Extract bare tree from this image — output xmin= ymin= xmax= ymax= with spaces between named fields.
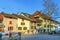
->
xmin=42 ymin=0 xmax=59 ymax=32
xmin=43 ymin=0 xmax=58 ymax=18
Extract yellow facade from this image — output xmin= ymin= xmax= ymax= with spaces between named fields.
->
xmin=17 ymin=18 xmax=31 ymax=34
xmin=39 ymin=17 xmax=44 ymax=28
xmin=30 ymin=22 xmax=36 ymax=34
xmin=33 ymin=14 xmax=56 ymax=33
xmin=0 ymin=11 xmax=59 ymax=35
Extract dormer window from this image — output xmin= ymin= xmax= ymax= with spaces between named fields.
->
xmin=37 ymin=24 xmax=41 ymax=26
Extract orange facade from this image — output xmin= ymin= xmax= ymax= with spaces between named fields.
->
xmin=0 ymin=14 xmax=3 ymax=21
xmin=0 ymin=27 xmax=2 ymax=32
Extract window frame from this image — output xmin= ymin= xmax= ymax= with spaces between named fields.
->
xmin=8 ymin=26 xmax=13 ymax=31
xmin=23 ymin=27 xmax=27 ymax=30
xmin=18 ymin=27 xmax=22 ymax=30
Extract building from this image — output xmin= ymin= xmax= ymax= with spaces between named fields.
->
xmin=20 ymin=13 xmax=37 ymax=34
xmin=0 ymin=12 xmax=17 ymax=34
xmin=0 ymin=11 xmax=60 ymax=34
xmin=31 ymin=11 xmax=59 ymax=33
xmin=19 ymin=12 xmax=58 ymax=33
xmin=0 ymin=14 xmax=4 ymax=32
xmin=13 ymin=14 xmax=32 ymax=34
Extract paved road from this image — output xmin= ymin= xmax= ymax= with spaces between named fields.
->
xmin=21 ymin=34 xmax=60 ymax=40
xmin=2 ymin=34 xmax=60 ymax=40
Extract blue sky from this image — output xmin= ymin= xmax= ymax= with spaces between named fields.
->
xmin=0 ymin=0 xmax=60 ymax=22
xmin=0 ymin=0 xmax=43 ymax=14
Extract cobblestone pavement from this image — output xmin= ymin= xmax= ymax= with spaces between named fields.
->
xmin=21 ymin=34 xmax=60 ymax=40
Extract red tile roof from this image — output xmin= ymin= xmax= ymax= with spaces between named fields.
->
xmin=0 ymin=12 xmax=17 ymax=19
xmin=12 ymin=14 xmax=33 ymax=21
xmin=32 ymin=11 xmax=51 ymax=20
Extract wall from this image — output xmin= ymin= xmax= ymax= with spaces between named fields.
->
xmin=3 ymin=17 xmax=17 ymax=33
xmin=17 ymin=18 xmax=30 ymax=34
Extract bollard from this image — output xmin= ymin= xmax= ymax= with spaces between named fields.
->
xmin=18 ymin=32 xmax=21 ymax=40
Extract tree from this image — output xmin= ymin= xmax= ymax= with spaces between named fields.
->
xmin=42 ymin=0 xmax=59 ymax=32
xmin=43 ymin=0 xmax=58 ymax=18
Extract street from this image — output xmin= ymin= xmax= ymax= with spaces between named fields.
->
xmin=21 ymin=34 xmax=60 ymax=40
xmin=2 ymin=34 xmax=60 ymax=40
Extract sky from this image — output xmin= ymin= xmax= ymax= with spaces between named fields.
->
xmin=0 ymin=0 xmax=60 ymax=22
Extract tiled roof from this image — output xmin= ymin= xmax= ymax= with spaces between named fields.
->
xmin=32 ymin=11 xmax=51 ymax=20
xmin=0 ymin=12 xmax=17 ymax=19
xmin=0 ymin=11 xmax=59 ymax=24
xmin=29 ymin=15 xmax=36 ymax=22
xmin=12 ymin=14 xmax=33 ymax=21
xmin=20 ymin=12 xmax=36 ymax=22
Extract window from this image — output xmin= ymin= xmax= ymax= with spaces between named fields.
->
xmin=23 ymin=27 xmax=27 ymax=30
xmin=18 ymin=27 xmax=22 ymax=30
xmin=31 ymin=26 xmax=33 ymax=29
xmin=37 ymin=24 xmax=41 ymax=26
xmin=44 ymin=25 xmax=46 ymax=27
xmin=34 ymin=26 xmax=36 ymax=29
xmin=0 ymin=27 xmax=2 ymax=32
xmin=9 ymin=21 xmax=12 ymax=24
xmin=47 ymin=25 xmax=50 ymax=28
xmin=31 ymin=26 xmax=36 ymax=29
xmin=34 ymin=17 xmax=39 ymax=20
xmin=21 ymin=22 xmax=25 ymax=25
xmin=8 ymin=26 xmax=13 ymax=31
xmin=0 ymin=21 xmax=2 ymax=23
xmin=44 ymin=20 xmax=46 ymax=22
